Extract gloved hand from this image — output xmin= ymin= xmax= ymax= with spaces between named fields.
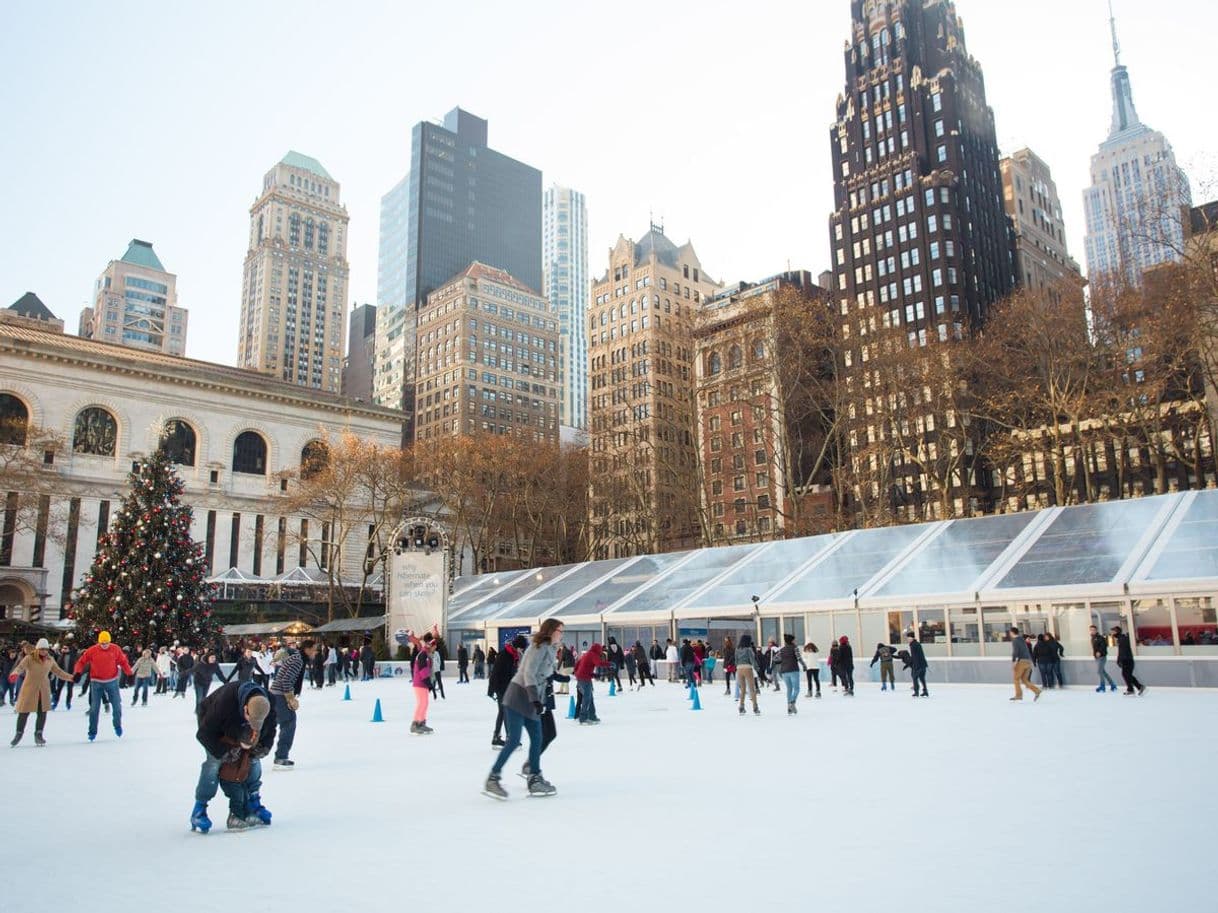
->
xmin=532 ymin=700 xmax=544 ymax=714
xmin=250 ymin=744 xmax=270 ymax=760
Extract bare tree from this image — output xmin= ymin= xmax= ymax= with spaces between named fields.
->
xmin=0 ymin=419 xmax=66 ymax=549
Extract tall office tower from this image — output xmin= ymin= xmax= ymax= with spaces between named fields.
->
xmin=79 ymin=240 xmax=188 ymax=355
xmin=828 ymin=0 xmax=1014 ymax=520
xmin=1000 ymin=148 xmax=1083 ymax=293
xmin=413 ymin=262 xmax=561 ymax=445
xmin=587 ymin=225 xmax=720 ymax=558
xmin=395 ymin=108 xmax=542 ymax=437
xmin=238 ymin=152 xmax=349 ymax=393
xmin=373 ymin=175 xmax=410 ymax=409
xmin=342 ymin=303 xmax=377 ymax=401
xmin=1083 ymin=8 xmax=1191 ymax=287
xmin=543 ymin=185 xmax=589 ymax=430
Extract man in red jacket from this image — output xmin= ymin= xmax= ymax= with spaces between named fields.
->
xmin=573 ymin=643 xmax=609 ymax=725
xmin=74 ymin=631 xmax=134 ymax=742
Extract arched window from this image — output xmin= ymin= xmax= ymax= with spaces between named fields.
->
xmin=301 ymin=440 xmax=329 ymax=480
xmin=707 ymin=352 xmax=722 ymax=376
xmin=728 ymin=345 xmax=742 ymax=369
xmin=233 ymin=431 xmax=267 ymax=475
xmin=752 ymin=339 xmax=766 ymax=360
xmin=160 ymin=420 xmax=197 ymax=466
xmin=0 ymin=393 xmax=29 ymax=446
xmin=73 ymin=407 xmax=117 ymax=456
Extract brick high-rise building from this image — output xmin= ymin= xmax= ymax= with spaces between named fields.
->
xmin=80 ymin=240 xmax=188 ymax=355
xmin=1000 ymin=148 xmax=1083 ymax=295
xmin=587 ymin=225 xmax=720 ymax=558
xmin=828 ymin=0 xmax=1014 ymax=519
xmin=694 ymin=272 xmax=833 ymax=544
xmin=413 ymin=262 xmax=560 ymax=445
xmin=238 ymin=152 xmax=349 ymax=393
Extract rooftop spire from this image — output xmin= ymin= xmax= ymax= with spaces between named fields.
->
xmin=1106 ymin=2 xmax=1141 ymax=138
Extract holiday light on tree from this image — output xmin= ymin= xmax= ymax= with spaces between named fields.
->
xmin=66 ymin=448 xmax=218 ymax=647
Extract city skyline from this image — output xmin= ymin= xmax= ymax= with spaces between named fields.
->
xmin=0 ymin=0 xmax=1210 ymax=367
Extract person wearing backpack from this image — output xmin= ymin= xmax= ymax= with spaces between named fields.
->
xmin=870 ymin=642 xmax=897 ymax=691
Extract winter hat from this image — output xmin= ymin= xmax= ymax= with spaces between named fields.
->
xmin=245 ymin=694 xmax=271 ymax=732
xmin=906 ymin=631 xmax=916 ymax=640
xmin=738 ymin=634 xmax=753 ymax=649
xmin=35 ymin=638 xmax=50 ymax=650
xmin=98 ymin=631 xmax=111 ymax=644
xmin=512 ymin=635 xmax=529 ymax=650
xmin=839 ymin=635 xmax=849 ymax=645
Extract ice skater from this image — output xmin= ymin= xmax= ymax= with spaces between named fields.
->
xmin=483 ymin=619 xmax=564 ymax=800
xmin=74 ymin=631 xmax=134 ymax=741
xmin=489 ymin=636 xmax=527 ymax=747
xmin=192 ymin=651 xmax=227 ymax=711
xmin=399 ymin=629 xmax=437 ymax=734
xmin=906 ymin=632 xmax=928 ymax=697
xmin=573 ymin=642 xmax=609 ymax=724
xmin=191 ymin=678 xmax=276 ymax=833
xmin=837 ymin=636 xmax=855 ymax=696
xmin=632 ymin=641 xmax=655 ymax=688
xmin=457 ymin=643 xmax=470 ymax=683
xmin=776 ymin=634 xmax=807 ymax=714
xmin=1112 ymin=626 xmax=1145 ymax=696
xmin=722 ymin=636 xmax=736 ymax=696
xmin=828 ymin=641 xmax=841 ymax=691
xmin=802 ymin=642 xmax=821 ymax=697
xmin=130 ymin=648 xmax=157 ymax=706
xmin=870 ymin=642 xmax=896 ymax=691
xmin=1009 ymin=627 xmax=1042 ymax=702
xmin=735 ymin=634 xmax=761 ymax=715
xmin=1090 ymin=625 xmax=1118 ymax=692
xmin=606 ymin=637 xmax=625 ymax=692
xmin=269 ymin=639 xmax=311 ymax=769
xmin=9 ymin=638 xmax=74 ymax=747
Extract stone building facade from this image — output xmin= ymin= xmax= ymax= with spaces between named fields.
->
xmin=0 ymin=306 xmax=401 ymax=622
xmin=79 ymin=239 xmax=188 ymax=355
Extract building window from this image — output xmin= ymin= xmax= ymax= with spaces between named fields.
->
xmin=733 ymin=497 xmax=746 ymax=513
xmin=159 ymin=419 xmax=196 ymax=467
xmin=301 ymin=440 xmax=328 ymax=480
xmin=233 ymin=431 xmax=268 ymax=475
xmin=733 ymin=476 xmax=745 ymax=492
xmin=72 ymin=407 xmax=118 ymax=456
xmin=728 ymin=345 xmax=742 ymax=369
xmin=0 ymin=393 xmax=29 ymax=446
xmin=707 ymin=352 xmax=722 ymax=376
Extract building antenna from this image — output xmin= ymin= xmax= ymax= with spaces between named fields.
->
xmin=1108 ymin=0 xmax=1121 ymax=66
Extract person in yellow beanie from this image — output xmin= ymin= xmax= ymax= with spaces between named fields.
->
xmin=98 ymin=631 xmax=111 ymax=644
xmin=73 ymin=632 xmax=134 ymax=741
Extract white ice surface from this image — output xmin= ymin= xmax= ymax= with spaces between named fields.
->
xmin=3 ymin=676 xmax=1213 ymax=911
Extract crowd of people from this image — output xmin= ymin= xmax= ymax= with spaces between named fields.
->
xmin=3 ymin=618 xmax=1153 ymax=822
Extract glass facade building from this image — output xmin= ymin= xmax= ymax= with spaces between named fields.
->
xmin=543 ymin=185 xmax=589 ymax=430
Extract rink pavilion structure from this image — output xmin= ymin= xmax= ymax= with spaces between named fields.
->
xmin=447 ymin=490 xmax=1218 ymax=686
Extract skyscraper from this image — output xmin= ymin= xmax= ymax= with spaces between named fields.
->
xmin=587 ymin=225 xmax=720 ymax=558
xmin=376 ymin=108 xmax=542 ymax=433
xmin=342 ymin=303 xmax=377 ymax=402
xmin=543 ymin=185 xmax=589 ymax=430
xmin=238 ymin=152 xmax=349 ymax=393
xmin=1000 ymin=148 xmax=1083 ymax=293
xmin=1082 ymin=7 xmax=1191 ymax=287
xmin=372 ymin=176 xmax=410 ymax=410
xmin=80 ymin=240 xmax=188 ymax=355
xmin=829 ymin=0 xmax=1014 ymax=520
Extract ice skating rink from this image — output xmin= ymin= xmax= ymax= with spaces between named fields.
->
xmin=4 ymin=676 xmax=1213 ymax=910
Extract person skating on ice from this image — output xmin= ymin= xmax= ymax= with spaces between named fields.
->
xmin=1009 ymin=627 xmax=1042 ymax=702
xmin=632 ymin=641 xmax=655 ymax=688
xmin=802 ymin=642 xmax=822 ymax=697
xmin=836 ymin=636 xmax=855 ymax=696
xmin=457 ymin=643 xmax=470 ymax=683
xmin=1111 ymin=626 xmax=1146 ymax=695
xmin=605 ymin=637 xmax=625 ymax=692
xmin=9 ymin=638 xmax=73 ymax=747
xmin=870 ymin=642 xmax=896 ymax=691
xmin=776 ymin=634 xmax=807 ymax=714
xmin=73 ymin=631 xmax=134 ymax=741
xmin=269 ymin=639 xmax=312 ymax=769
xmin=191 ymin=678 xmax=276 ymax=833
xmin=1090 ymin=625 xmax=1118 ymax=692
xmin=735 ymin=634 xmax=762 ymax=715
xmin=721 ymin=636 xmax=736 ymax=696
xmin=906 ymin=632 xmax=929 ymax=697
xmin=573 ymin=642 xmax=610 ymax=724
xmin=483 ymin=619 xmax=565 ymax=800
xmin=130 ymin=648 xmax=157 ymax=706
xmin=489 ymin=635 xmax=527 ymax=747
xmin=828 ymin=641 xmax=841 ymax=691
xmin=397 ymin=628 xmax=438 ymax=734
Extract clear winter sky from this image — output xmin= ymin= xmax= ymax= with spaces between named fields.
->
xmin=1 ymin=0 xmax=1211 ymax=366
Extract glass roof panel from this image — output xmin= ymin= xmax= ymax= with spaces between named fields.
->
xmin=609 ymin=544 xmax=762 ymax=615
xmin=772 ymin=523 xmax=929 ymax=604
xmin=693 ymin=535 xmax=842 ymax=610
xmin=448 ymin=570 xmax=526 ymax=619
xmin=872 ymin=512 xmax=1037 ymax=597
xmin=995 ymin=498 xmax=1165 ymax=589
xmin=550 ymin=552 xmax=693 ymax=618
xmin=1143 ymin=490 xmax=1218 ymax=581
xmin=509 ymin=557 xmax=638 ymax=619
xmin=450 ymin=564 xmax=582 ymax=623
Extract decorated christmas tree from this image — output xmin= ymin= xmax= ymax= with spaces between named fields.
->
xmin=66 ymin=448 xmax=218 ymax=647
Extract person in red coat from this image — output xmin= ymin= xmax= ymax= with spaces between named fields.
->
xmin=73 ymin=631 xmax=134 ymax=742
xmin=573 ymin=643 xmax=609 ymax=725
